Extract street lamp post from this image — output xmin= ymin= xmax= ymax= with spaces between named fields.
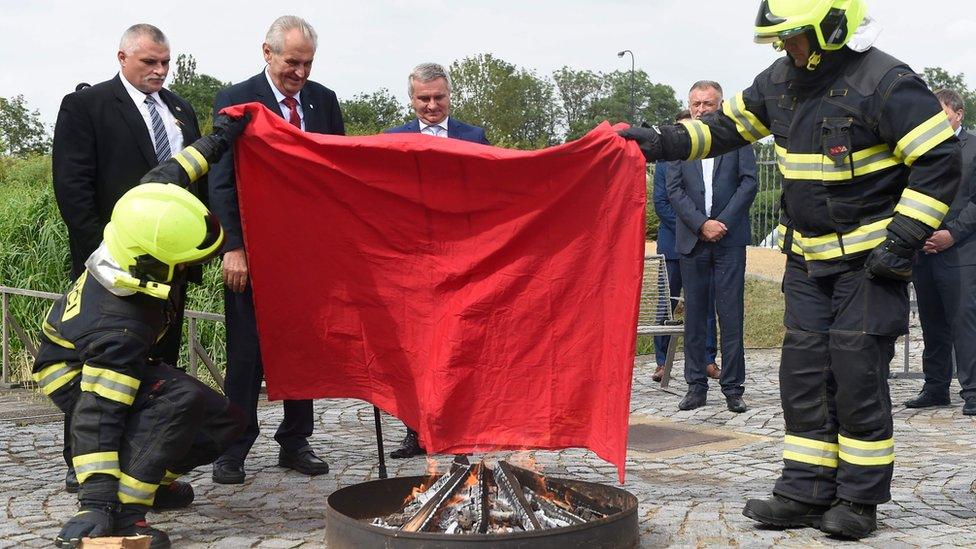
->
xmin=617 ymin=49 xmax=635 ymax=124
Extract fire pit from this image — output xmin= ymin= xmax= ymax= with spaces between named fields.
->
xmin=325 ymin=457 xmax=638 ymax=548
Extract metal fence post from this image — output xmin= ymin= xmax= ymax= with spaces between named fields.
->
xmin=189 ymin=317 xmax=198 ymax=379
xmin=2 ymin=291 xmax=9 ymax=386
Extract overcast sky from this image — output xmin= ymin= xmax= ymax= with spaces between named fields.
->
xmin=3 ymin=0 xmax=975 ymax=129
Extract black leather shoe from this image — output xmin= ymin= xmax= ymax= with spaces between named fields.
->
xmin=904 ymin=391 xmax=950 ymax=408
xmin=678 ymin=391 xmax=706 ymax=411
xmin=279 ymin=445 xmax=329 ymax=476
xmin=212 ymin=457 xmax=245 ymax=484
xmin=726 ymin=395 xmax=747 ymax=413
xmin=152 ymin=480 xmax=194 ymax=510
xmin=820 ymin=499 xmax=877 ymax=539
xmin=390 ymin=429 xmax=426 ymax=459
xmin=742 ymin=494 xmax=829 ymax=529
xmin=65 ymin=467 xmax=79 ymax=494
xmin=963 ymin=397 xmax=976 ymax=416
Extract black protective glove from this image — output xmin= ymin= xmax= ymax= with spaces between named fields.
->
xmin=55 ymin=501 xmax=116 ymax=547
xmin=191 ymin=112 xmax=253 ymax=163
xmin=617 ymin=126 xmax=663 ymax=162
xmin=138 ymin=112 xmax=253 ymax=188
xmin=865 ymin=215 xmax=929 ymax=281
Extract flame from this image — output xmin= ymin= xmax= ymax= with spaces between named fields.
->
xmin=464 ymin=468 xmax=479 ymax=488
xmin=402 ymin=481 xmax=429 ymax=506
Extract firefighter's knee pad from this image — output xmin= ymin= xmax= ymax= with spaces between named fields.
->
xmin=829 ymin=330 xmax=891 ymax=431
xmin=780 ymin=329 xmax=830 ymax=432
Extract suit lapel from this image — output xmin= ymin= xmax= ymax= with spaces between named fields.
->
xmin=111 ymin=75 xmax=156 ymax=166
xmin=711 ymin=153 xmax=723 ymax=178
xmin=253 ymin=72 xmax=284 ymax=119
xmin=300 ymin=90 xmax=318 ymax=133
xmin=159 ymin=89 xmax=196 ymax=146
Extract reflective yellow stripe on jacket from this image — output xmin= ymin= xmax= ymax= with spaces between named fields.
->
xmin=894 ymin=112 xmax=955 ymax=167
xmin=118 ymin=473 xmax=158 ymax=506
xmin=722 ymin=92 xmax=770 ymax=143
xmin=680 ymin=119 xmax=712 ymax=160
xmin=172 ymin=146 xmax=210 ymax=181
xmin=80 ymin=365 xmax=140 ymax=406
xmin=775 ymin=144 xmax=901 ymax=182
xmin=776 ymin=218 xmax=891 ymax=261
xmin=33 ymin=362 xmax=81 ymax=396
xmin=894 ymin=188 xmax=950 ymax=229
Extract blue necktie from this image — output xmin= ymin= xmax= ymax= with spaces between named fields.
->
xmin=145 ymin=95 xmax=172 ymax=162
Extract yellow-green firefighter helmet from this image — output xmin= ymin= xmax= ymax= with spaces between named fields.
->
xmin=754 ymin=0 xmax=867 ymax=51
xmin=104 ymin=183 xmax=223 ymax=283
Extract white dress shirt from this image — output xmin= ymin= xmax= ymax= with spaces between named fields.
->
xmin=119 ymin=73 xmax=184 ymax=156
xmin=702 ymin=157 xmax=714 ymax=216
xmin=265 ymin=68 xmax=305 ymax=131
xmin=419 ymin=116 xmax=449 ymax=138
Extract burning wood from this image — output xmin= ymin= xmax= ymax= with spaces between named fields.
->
xmin=369 ymin=458 xmax=612 ymax=535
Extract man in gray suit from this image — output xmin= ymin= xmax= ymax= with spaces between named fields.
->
xmin=905 ymin=88 xmax=976 ymax=415
xmin=667 ymin=80 xmax=758 ymax=413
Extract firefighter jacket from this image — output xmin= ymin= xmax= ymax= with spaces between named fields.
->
xmin=657 ymin=47 xmax=960 ymax=275
xmin=32 ymin=261 xmax=173 ymax=502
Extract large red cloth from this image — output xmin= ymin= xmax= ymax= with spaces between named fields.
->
xmin=222 ymin=103 xmax=646 ymax=481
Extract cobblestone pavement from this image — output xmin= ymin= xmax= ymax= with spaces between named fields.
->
xmin=2 ymin=337 xmax=974 ymax=548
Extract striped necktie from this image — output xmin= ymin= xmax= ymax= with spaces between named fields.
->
xmin=144 ymin=95 xmax=172 ymax=162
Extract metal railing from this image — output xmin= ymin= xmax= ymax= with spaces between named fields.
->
xmin=751 ymin=142 xmax=781 ymax=247
xmin=0 ymin=285 xmax=226 ymax=388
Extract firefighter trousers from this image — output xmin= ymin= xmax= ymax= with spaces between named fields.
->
xmin=50 ymin=363 xmax=245 ymax=505
xmin=772 ymin=255 xmax=907 ymax=506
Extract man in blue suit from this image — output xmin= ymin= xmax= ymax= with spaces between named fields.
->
xmin=385 ymin=62 xmax=490 ymax=144
xmin=667 ymin=80 xmax=757 ymax=413
xmin=385 ymin=62 xmax=490 ymax=458
xmin=653 ymin=110 xmax=718 ymax=383
xmin=905 ymin=88 xmax=976 ymax=415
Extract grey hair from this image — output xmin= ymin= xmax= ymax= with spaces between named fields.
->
xmin=408 ymin=63 xmax=452 ymax=98
xmin=935 ymin=88 xmax=965 ymax=113
xmin=689 ymin=80 xmax=723 ymax=97
xmin=265 ymin=15 xmax=317 ymax=53
xmin=119 ymin=24 xmax=168 ymax=54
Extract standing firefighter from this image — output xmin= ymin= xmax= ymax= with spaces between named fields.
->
xmin=34 ymin=115 xmax=250 ymax=548
xmin=620 ymin=0 xmax=959 ymax=539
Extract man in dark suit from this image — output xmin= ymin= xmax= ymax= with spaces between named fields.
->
xmin=667 ymin=80 xmax=757 ymax=413
xmin=384 ymin=62 xmax=490 ymax=458
xmin=209 ymin=15 xmax=345 ymax=484
xmin=52 ymin=23 xmax=201 ymax=493
xmin=653 ymin=110 xmax=717 ymax=383
xmin=906 ymin=88 xmax=976 ymax=415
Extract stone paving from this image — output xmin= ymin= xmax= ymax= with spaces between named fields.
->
xmin=2 ymin=337 xmax=975 ymax=548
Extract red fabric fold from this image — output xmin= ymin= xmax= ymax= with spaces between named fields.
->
xmin=221 ymin=103 xmax=646 ymax=482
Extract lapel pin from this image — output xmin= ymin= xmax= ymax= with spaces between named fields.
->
xmin=175 ymin=106 xmax=182 ymax=112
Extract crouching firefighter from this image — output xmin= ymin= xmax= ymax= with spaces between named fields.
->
xmin=619 ymin=0 xmax=960 ymax=539
xmin=33 ymin=114 xmax=251 ymax=548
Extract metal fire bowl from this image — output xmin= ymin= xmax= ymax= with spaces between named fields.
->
xmin=325 ymin=474 xmax=639 ymax=549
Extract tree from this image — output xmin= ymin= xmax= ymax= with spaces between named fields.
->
xmin=169 ymin=54 xmax=231 ymax=134
xmin=449 ymin=54 xmax=561 ymax=149
xmin=0 ymin=95 xmax=50 ymax=157
xmin=922 ymin=66 xmax=976 ymax=130
xmin=340 ymin=89 xmax=410 ymax=136
xmin=554 ymin=69 xmax=681 ymax=142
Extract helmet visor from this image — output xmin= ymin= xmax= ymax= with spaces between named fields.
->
xmin=755 ymin=26 xmax=809 ymax=44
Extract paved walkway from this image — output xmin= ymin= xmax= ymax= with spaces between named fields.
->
xmin=2 ymin=337 xmax=975 ymax=547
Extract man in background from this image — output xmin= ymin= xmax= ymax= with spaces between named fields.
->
xmin=652 ymin=109 xmax=717 ymax=383
xmin=385 ymin=62 xmax=490 ymax=458
xmin=51 ymin=22 xmax=201 ymax=492
xmin=905 ymin=88 xmax=976 ymax=415
xmin=666 ymin=80 xmax=757 ymax=413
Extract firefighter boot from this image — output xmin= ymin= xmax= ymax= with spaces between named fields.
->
xmin=114 ymin=505 xmax=171 ymax=549
xmin=742 ymin=494 xmax=829 ymax=529
xmin=820 ymin=499 xmax=877 ymax=539
xmin=152 ymin=480 xmax=194 ymax=510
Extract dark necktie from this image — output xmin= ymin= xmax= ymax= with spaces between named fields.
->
xmin=144 ymin=95 xmax=172 ymax=162
xmin=282 ymin=96 xmax=302 ymax=129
